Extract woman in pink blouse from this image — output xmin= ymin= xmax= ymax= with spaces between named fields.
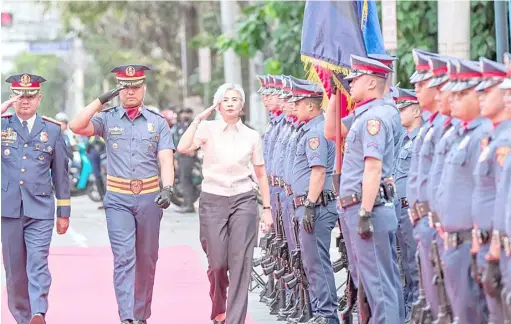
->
xmin=177 ymin=83 xmax=272 ymax=324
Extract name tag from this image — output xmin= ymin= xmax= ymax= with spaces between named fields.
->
xmin=109 ymin=126 xmax=123 ymax=135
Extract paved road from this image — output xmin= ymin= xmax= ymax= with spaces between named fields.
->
xmin=1 ymin=196 xmax=348 ymax=324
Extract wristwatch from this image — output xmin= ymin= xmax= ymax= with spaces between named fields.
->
xmin=263 ymin=206 xmax=271 ymax=210
xmin=358 ymin=208 xmax=372 ymax=218
xmin=303 ymin=199 xmax=316 ymax=208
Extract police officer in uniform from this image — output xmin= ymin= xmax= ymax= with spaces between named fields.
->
xmin=392 ymin=88 xmax=421 ymax=321
xmin=1 ymin=73 xmax=71 ymax=324
xmin=289 ymin=81 xmax=339 ymax=324
xmin=494 ymin=53 xmax=511 ymax=321
xmin=437 ymin=60 xmax=490 ymax=323
xmin=69 ymin=65 xmax=175 ymax=324
xmin=338 ymin=55 xmax=403 ymax=323
xmin=406 ymin=49 xmax=443 ymax=318
xmin=471 ymin=56 xmax=508 ymax=324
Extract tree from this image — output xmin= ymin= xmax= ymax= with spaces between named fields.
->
xmin=214 ymin=1 xmax=306 ymax=78
xmin=54 ymin=1 xmax=195 ymax=108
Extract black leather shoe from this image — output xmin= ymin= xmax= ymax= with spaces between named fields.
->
xmin=134 ymin=320 xmax=147 ymax=324
xmin=121 ymin=320 xmax=133 ymax=324
xmin=212 ymin=320 xmax=225 ymax=324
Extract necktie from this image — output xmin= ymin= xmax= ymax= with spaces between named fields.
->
xmin=21 ymin=120 xmax=29 ymax=138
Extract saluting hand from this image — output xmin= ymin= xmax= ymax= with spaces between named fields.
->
xmin=261 ymin=209 xmax=273 ymax=233
xmin=195 ymin=103 xmax=218 ymax=122
xmin=56 ymin=217 xmax=70 ymax=235
xmin=98 ymin=86 xmax=125 ymax=105
xmin=1 ymin=95 xmax=21 ymax=114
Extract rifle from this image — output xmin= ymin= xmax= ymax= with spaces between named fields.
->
xmin=283 ymin=216 xmax=313 ymax=322
xmin=268 ymin=195 xmax=287 ymax=316
xmin=259 ymin=229 xmax=276 ymax=303
xmin=411 ymin=251 xmax=433 ymax=324
xmin=339 ymin=271 xmax=356 ymax=324
xmin=430 ymin=240 xmax=453 ymax=324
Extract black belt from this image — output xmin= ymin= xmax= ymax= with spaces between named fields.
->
xmin=293 ymin=191 xmax=336 ymax=209
xmin=339 ymin=190 xmax=390 ymax=209
xmin=444 ymin=231 xmax=472 ymax=249
xmin=400 ymin=197 xmax=408 ymax=209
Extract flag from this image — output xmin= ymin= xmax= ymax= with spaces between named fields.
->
xmin=356 ymin=0 xmax=386 ymax=55
xmin=300 ymin=0 xmax=385 ymax=172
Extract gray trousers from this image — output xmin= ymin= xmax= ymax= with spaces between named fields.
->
xmin=2 ymin=204 xmax=54 ymax=324
xmin=199 ymin=190 xmax=258 ymax=324
xmin=104 ymin=191 xmax=163 ymax=322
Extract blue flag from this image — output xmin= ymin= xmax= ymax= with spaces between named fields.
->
xmin=301 ymin=0 xmax=366 ymax=71
xmin=356 ymin=0 xmax=386 ymax=55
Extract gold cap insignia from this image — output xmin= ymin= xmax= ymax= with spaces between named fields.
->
xmin=125 ymin=66 xmax=136 ymax=77
xmin=20 ymin=74 xmax=32 ymax=86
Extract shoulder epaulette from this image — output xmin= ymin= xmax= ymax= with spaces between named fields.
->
xmin=145 ymin=108 xmax=164 ymax=118
xmin=1 ymin=114 xmax=12 ymax=118
xmin=42 ymin=116 xmax=62 ymax=126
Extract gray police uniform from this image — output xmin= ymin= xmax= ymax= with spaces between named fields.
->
xmin=437 ymin=117 xmax=491 ymax=323
xmin=282 ymin=119 xmax=303 ymax=251
xmin=502 ymin=147 xmax=511 ymax=316
xmin=272 ymin=117 xmax=295 ymax=247
xmin=339 ymin=98 xmax=403 ymax=323
xmin=2 ymin=113 xmax=71 ymax=323
xmin=268 ymin=113 xmax=286 ymax=223
xmin=414 ymin=111 xmax=447 ymax=316
xmin=473 ymin=120 xmax=510 ymax=323
xmin=393 ymin=125 xmax=420 ymax=312
xmin=291 ymin=114 xmax=339 ymax=323
xmin=91 ymin=106 xmax=175 ymax=322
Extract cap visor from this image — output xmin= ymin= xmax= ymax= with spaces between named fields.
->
xmin=499 ymin=78 xmax=511 ymax=89
xmin=288 ymin=96 xmax=304 ymax=103
xmin=440 ymin=81 xmax=455 ymax=92
xmin=397 ymin=102 xmax=414 ymax=110
xmin=345 ymin=71 xmax=363 ymax=81
xmin=279 ymin=92 xmax=291 ymax=99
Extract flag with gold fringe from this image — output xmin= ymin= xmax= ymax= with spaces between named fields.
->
xmin=300 ymin=0 xmax=385 ymax=173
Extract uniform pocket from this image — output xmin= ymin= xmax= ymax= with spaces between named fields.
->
xmin=1 ymin=142 xmax=17 ymax=161
xmin=2 ymin=180 xmax=9 ymax=191
xmin=34 ymin=183 xmax=52 ymax=196
xmin=141 ymin=136 xmax=158 ymax=156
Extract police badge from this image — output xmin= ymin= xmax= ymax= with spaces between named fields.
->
xmin=147 ymin=123 xmax=155 ymax=133
xmin=40 ymin=132 xmax=48 ymax=143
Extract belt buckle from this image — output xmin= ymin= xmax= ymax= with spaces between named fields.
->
xmin=130 ymin=179 xmax=143 ymax=195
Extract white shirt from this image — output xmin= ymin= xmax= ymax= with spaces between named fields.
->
xmin=17 ymin=114 xmax=37 ymax=133
xmin=194 ymin=118 xmax=264 ymax=197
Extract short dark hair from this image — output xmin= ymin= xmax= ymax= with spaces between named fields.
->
xmin=303 ymin=97 xmax=323 ymax=109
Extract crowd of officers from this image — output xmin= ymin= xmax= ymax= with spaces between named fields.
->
xmin=255 ymin=49 xmax=511 ymax=324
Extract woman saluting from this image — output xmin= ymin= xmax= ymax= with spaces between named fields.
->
xmin=177 ymin=83 xmax=272 ymax=324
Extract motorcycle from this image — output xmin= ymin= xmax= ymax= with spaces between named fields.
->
xmin=68 ymin=141 xmax=103 ymax=202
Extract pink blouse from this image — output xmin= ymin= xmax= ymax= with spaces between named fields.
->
xmin=194 ymin=118 xmax=264 ymax=197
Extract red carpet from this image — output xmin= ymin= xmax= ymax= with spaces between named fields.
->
xmin=2 ymin=246 xmax=256 ymax=324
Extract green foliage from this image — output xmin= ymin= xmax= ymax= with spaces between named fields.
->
xmin=215 ymin=1 xmax=306 ymax=78
xmin=395 ymin=1 xmax=438 ymax=88
xmin=471 ymin=1 xmax=496 ymax=60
